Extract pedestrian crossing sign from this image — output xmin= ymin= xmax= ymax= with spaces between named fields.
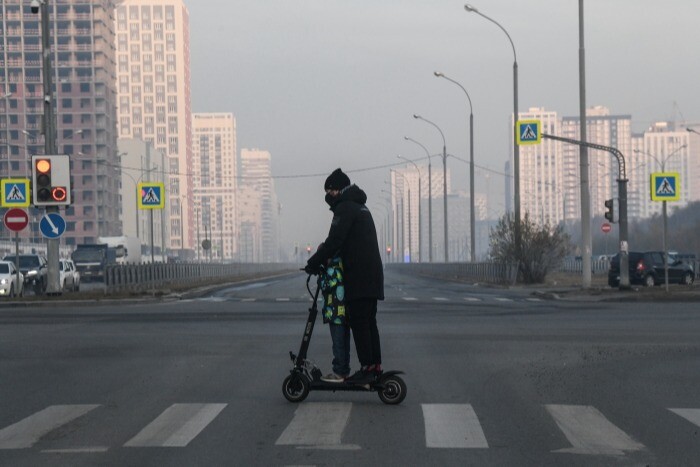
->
xmin=1 ymin=178 xmax=31 ymax=208
xmin=138 ymin=182 xmax=165 ymax=209
xmin=516 ymin=120 xmax=541 ymax=145
xmin=650 ymin=172 xmax=680 ymax=201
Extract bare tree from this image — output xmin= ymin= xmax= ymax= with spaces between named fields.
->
xmin=490 ymin=213 xmax=571 ymax=284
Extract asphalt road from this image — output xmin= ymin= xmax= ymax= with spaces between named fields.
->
xmin=1 ymin=270 xmax=699 ymax=466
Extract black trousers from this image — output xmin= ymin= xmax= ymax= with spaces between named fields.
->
xmin=346 ymin=298 xmax=382 ymax=367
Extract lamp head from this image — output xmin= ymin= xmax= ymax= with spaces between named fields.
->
xmin=434 ymin=71 xmax=443 ymax=77
xmin=413 ymin=114 xmax=420 ymax=119
xmin=464 ymin=4 xmax=478 ymax=13
xmin=30 ymin=0 xmax=41 ymax=14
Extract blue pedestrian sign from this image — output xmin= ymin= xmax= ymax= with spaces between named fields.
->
xmin=40 ymin=212 xmax=67 ymax=239
xmin=650 ymin=172 xmax=680 ymax=202
xmin=1 ymin=178 xmax=31 ymax=208
xmin=138 ymin=182 xmax=165 ymax=209
xmin=516 ymin=120 xmax=541 ymax=145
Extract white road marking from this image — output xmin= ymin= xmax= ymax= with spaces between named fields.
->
xmin=422 ymin=404 xmax=488 ymax=449
xmin=546 ymin=404 xmax=644 ymax=455
xmin=276 ymin=298 xmax=290 ymax=302
xmin=0 ymin=405 xmax=100 ymax=449
xmin=241 ymin=298 xmax=256 ymax=302
xmin=276 ymin=402 xmax=353 ymax=448
xmin=433 ymin=297 xmax=449 ymax=301
xmin=669 ymin=408 xmax=700 ymax=427
xmin=124 ymin=403 xmax=227 ymax=447
xmin=494 ymin=297 xmax=513 ymax=302
xmin=526 ymin=298 xmax=542 ymax=302
xmin=41 ymin=447 xmax=109 ymax=453
xmin=464 ymin=297 xmax=481 ymax=302
xmin=402 ymin=297 xmax=418 ymax=301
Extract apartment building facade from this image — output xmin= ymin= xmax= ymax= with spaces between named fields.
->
xmin=114 ymin=0 xmax=193 ymax=254
xmin=0 ymin=0 xmax=121 ymax=245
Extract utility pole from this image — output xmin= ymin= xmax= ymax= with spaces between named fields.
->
xmin=38 ymin=0 xmax=61 ymax=295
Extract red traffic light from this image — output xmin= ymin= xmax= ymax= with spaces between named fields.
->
xmin=51 ymin=186 xmax=67 ymax=202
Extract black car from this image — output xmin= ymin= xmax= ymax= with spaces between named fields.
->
xmin=608 ymin=251 xmax=695 ymax=287
xmin=1 ymin=254 xmax=48 ymax=294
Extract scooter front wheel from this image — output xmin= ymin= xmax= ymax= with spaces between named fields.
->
xmin=378 ymin=374 xmax=407 ymax=405
xmin=283 ymin=373 xmax=310 ymax=403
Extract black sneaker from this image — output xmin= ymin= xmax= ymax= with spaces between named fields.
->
xmin=344 ymin=368 xmax=375 ymax=385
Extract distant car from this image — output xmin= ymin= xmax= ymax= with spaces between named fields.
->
xmin=608 ymin=251 xmax=695 ymax=287
xmin=0 ymin=260 xmax=24 ymax=298
xmin=2 ymin=254 xmax=47 ymax=295
xmin=59 ymin=259 xmax=80 ymax=292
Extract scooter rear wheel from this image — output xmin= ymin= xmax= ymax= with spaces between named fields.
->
xmin=378 ymin=374 xmax=407 ymax=405
xmin=283 ymin=373 xmax=310 ymax=402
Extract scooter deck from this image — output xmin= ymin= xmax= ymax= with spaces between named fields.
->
xmin=307 ymin=370 xmax=404 ymax=392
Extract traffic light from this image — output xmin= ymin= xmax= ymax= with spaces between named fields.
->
xmin=32 ymin=155 xmax=71 ymax=206
xmin=604 ymin=198 xmax=615 ymax=223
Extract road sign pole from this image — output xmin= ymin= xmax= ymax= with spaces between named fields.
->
xmin=150 ymin=209 xmax=155 ymax=263
xmin=663 ymin=200 xmax=669 ymax=292
xmin=15 ymin=232 xmax=20 ymax=291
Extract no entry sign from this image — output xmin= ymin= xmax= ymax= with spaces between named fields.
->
xmin=3 ymin=208 xmax=29 ymax=232
xmin=601 ymin=222 xmax=612 ymax=234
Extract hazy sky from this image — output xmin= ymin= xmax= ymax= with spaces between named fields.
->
xmin=186 ymin=0 xmax=700 ymax=255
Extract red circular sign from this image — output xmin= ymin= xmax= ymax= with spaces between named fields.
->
xmin=3 ymin=208 xmax=29 ymax=232
xmin=601 ymin=222 xmax=612 ymax=233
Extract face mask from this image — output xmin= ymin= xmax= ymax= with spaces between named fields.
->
xmin=325 ymin=192 xmax=337 ymax=207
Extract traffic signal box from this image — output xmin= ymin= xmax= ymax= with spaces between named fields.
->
xmin=604 ymin=198 xmax=619 ymax=223
xmin=32 ymin=155 xmax=71 ymax=207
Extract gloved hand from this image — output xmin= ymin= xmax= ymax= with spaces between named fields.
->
xmin=304 ymin=263 xmax=321 ymax=275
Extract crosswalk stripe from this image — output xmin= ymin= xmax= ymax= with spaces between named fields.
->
xmin=433 ymin=297 xmax=449 ymax=301
xmin=276 ymin=298 xmax=290 ymax=302
xmin=464 ymin=297 xmax=481 ymax=302
xmin=276 ymin=402 xmax=354 ymax=449
xmin=124 ymin=403 xmax=227 ymax=447
xmin=0 ymin=404 xmax=100 ymax=449
xmin=422 ymin=404 xmax=488 ymax=449
xmin=669 ymin=408 xmax=700 ymax=427
xmin=545 ymin=404 xmax=644 ymax=455
xmin=241 ymin=298 xmax=256 ymax=302
xmin=494 ymin=297 xmax=512 ymax=302
xmin=526 ymin=298 xmax=542 ymax=302
xmin=402 ymin=297 xmax=418 ymax=301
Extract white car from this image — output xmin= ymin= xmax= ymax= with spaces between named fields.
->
xmin=0 ymin=260 xmax=24 ymax=298
xmin=59 ymin=259 xmax=80 ymax=292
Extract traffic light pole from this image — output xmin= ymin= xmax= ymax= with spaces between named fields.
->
xmin=39 ymin=1 xmax=61 ymax=295
xmin=542 ymin=133 xmax=630 ymax=290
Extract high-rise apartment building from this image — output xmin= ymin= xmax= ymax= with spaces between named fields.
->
xmin=238 ymin=149 xmax=279 ymax=263
xmin=192 ymin=113 xmax=237 ymax=261
xmin=114 ymin=0 xmax=193 ymax=254
xmin=0 ymin=0 xmax=121 ymax=245
xmin=560 ymin=106 xmax=633 ymax=222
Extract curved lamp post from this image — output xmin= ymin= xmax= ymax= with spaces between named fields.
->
xmin=434 ymin=71 xmax=476 ymax=262
xmin=464 ymin=3 xmax=520 ymax=255
xmin=404 ymin=136 xmax=433 ymax=262
xmin=413 ymin=114 xmax=449 ymax=262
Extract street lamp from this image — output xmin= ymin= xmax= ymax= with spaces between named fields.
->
xmin=392 ymin=170 xmax=412 ymax=263
xmin=633 ymin=144 xmax=687 ymax=292
xmin=413 ymin=114 xmax=449 ymax=262
xmin=397 ymin=155 xmax=422 ymax=263
xmin=404 ymin=136 xmax=433 ymax=262
xmin=464 ymin=3 xmax=521 ymax=256
xmin=382 ymin=186 xmax=402 ymax=263
xmin=434 ymin=71 xmax=476 ymax=262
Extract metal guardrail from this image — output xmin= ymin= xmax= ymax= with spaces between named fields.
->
xmin=387 ymin=262 xmax=519 ymax=285
xmin=558 ymin=258 xmax=611 ymax=274
xmin=104 ymin=262 xmax=297 ymax=294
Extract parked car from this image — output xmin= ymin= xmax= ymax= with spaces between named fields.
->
xmin=0 ymin=260 xmax=24 ymax=298
xmin=2 ymin=254 xmax=47 ymax=295
xmin=608 ymin=251 xmax=695 ymax=287
xmin=59 ymin=259 xmax=80 ymax=292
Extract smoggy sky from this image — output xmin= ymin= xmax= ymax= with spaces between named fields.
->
xmin=186 ymin=0 xmax=700 ymax=257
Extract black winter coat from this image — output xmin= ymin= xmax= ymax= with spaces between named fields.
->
xmin=307 ymin=185 xmax=384 ymax=301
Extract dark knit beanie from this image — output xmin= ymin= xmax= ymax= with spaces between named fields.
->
xmin=324 ymin=168 xmax=351 ymax=191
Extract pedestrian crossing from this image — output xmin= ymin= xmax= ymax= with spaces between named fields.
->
xmin=2 ymin=401 xmax=699 ymax=456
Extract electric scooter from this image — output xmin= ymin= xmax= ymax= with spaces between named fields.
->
xmin=282 ymin=271 xmax=406 ymax=405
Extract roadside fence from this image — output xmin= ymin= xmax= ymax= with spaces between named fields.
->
xmin=104 ymin=262 xmax=297 ymax=294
